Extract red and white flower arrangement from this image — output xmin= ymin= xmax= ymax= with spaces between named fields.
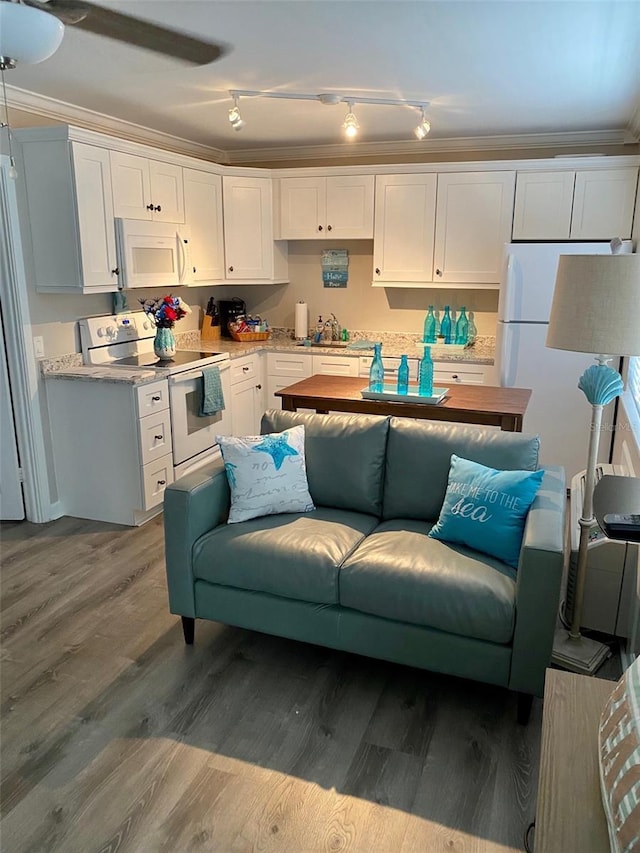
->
xmin=140 ymin=295 xmax=191 ymax=329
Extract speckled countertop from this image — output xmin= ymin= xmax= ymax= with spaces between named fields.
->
xmin=41 ymin=329 xmax=495 ymax=383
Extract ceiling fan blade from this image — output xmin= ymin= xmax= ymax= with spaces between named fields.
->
xmin=27 ymin=0 xmax=229 ymax=65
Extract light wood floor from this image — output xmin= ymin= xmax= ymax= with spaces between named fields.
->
xmin=2 ymin=513 xmax=549 ymax=852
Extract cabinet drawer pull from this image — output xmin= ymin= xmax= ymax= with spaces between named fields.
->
xmin=228 ymin=265 xmax=233 ymax=272
xmin=318 ymin=225 xmax=323 ymax=231
xmin=375 ymin=268 xmax=380 ymax=275
xmin=111 ymin=267 xmax=119 ymax=276
xmin=256 ymin=384 xmax=262 ymax=390
xmin=151 ymin=395 xmax=161 ymax=402
xmin=146 ymin=203 xmax=154 ymax=211
xmin=154 ymin=434 xmax=163 ymax=440
xmin=155 ymin=205 xmax=162 ymax=212
xmin=327 ymin=224 xmax=332 ymax=231
xmin=436 ymin=268 xmax=443 ymax=276
xmin=452 ymin=374 xmax=459 ymax=380
xmin=242 ymin=366 xmax=250 ymax=372
xmin=157 ymin=479 xmax=166 ymax=486
xmin=193 ymin=266 xmax=196 ymax=273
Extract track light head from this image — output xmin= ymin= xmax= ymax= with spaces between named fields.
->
xmin=414 ymin=107 xmax=431 ymax=140
xmin=342 ymin=102 xmax=359 ymax=140
xmin=228 ymin=96 xmax=245 ymax=131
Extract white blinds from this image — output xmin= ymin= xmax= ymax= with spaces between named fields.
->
xmin=628 ymin=357 xmax=640 ymax=417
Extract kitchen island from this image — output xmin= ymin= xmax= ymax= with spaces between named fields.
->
xmin=275 ymin=374 xmax=531 ymax=432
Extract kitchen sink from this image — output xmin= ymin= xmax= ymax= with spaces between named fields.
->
xmin=296 ymin=341 xmax=349 ymax=348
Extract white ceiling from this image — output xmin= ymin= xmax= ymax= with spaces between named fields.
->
xmin=7 ymin=0 xmax=640 ymax=159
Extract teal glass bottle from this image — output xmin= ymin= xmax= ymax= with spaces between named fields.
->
xmin=423 ymin=306 xmax=437 ymax=343
xmin=419 ymin=347 xmax=434 ymax=396
xmin=441 ymin=305 xmax=452 ymax=344
xmin=455 ymin=306 xmax=469 ymax=345
xmin=369 ymin=343 xmax=384 ymax=393
xmin=397 ymin=354 xmax=409 ymax=395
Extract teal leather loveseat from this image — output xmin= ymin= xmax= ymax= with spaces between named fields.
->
xmin=164 ymin=410 xmax=566 ymax=721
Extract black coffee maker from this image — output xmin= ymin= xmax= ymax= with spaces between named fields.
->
xmin=218 ymin=297 xmax=247 ymax=338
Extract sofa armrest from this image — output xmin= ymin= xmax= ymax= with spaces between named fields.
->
xmin=509 ymin=466 xmax=566 ymax=697
xmin=163 ymin=459 xmax=230 ymax=617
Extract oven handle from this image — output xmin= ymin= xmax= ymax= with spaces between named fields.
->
xmin=168 ymin=362 xmax=230 ymax=385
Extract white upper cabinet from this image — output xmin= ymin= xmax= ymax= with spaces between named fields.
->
xmin=20 ymin=139 xmax=118 ymax=294
xmin=513 ymin=168 xmax=638 ymax=240
xmin=373 ymin=174 xmax=437 ymax=283
xmin=279 ymin=175 xmax=374 ymax=239
xmin=110 ymin=151 xmax=185 ymax=223
xmin=433 ymin=171 xmax=516 ymax=284
xmin=570 ymin=168 xmax=638 ymax=240
xmin=183 ymin=168 xmax=224 ymax=284
xmin=222 ymin=175 xmax=288 ymax=282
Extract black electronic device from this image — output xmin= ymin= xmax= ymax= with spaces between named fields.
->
xmin=217 ymin=298 xmax=247 ymax=339
xmin=602 ymin=514 xmax=640 ymax=542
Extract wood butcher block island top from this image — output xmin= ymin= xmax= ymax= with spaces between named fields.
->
xmin=276 ymin=375 xmax=531 ymax=432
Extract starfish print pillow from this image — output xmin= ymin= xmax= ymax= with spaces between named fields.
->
xmin=216 ymin=425 xmax=315 ymax=523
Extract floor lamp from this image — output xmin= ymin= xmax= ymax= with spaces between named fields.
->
xmin=546 ymin=252 xmax=640 ymax=674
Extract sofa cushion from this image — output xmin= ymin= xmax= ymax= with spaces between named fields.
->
xmin=428 ymin=455 xmax=545 ymax=568
xmin=339 ymin=519 xmax=517 ymax=644
xmin=193 ymin=507 xmax=379 ymax=604
xmin=261 ymin=410 xmax=389 ymax=516
xmin=216 ymin=425 xmax=314 ymax=523
xmin=382 ymin=417 xmax=540 ymax=522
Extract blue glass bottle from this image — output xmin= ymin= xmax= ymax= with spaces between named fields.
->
xmin=423 ymin=306 xmax=437 ymax=343
xmin=369 ymin=343 xmax=384 ymax=393
xmin=441 ymin=305 xmax=452 ymax=344
xmin=455 ymin=306 xmax=469 ymax=345
xmin=397 ymin=354 xmax=409 ymax=395
xmin=419 ymin=347 xmax=434 ymax=396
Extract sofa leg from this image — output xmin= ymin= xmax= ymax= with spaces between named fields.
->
xmin=181 ymin=616 xmax=195 ymax=645
xmin=517 ymin=692 xmax=533 ymax=725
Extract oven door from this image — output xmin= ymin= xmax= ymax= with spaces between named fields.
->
xmin=168 ymin=363 xmax=232 ymax=466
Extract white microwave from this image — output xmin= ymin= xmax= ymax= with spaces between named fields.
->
xmin=115 ymin=218 xmax=193 ymax=289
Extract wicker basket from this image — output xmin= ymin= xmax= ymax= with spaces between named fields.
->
xmin=228 ymin=330 xmax=271 ymax=342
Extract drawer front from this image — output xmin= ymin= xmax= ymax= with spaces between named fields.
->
xmin=266 ymin=352 xmax=313 ymax=378
xmin=433 ymin=364 xmax=487 ymax=385
xmin=230 ymin=355 xmax=259 ymax=386
xmin=141 ymin=454 xmax=174 ymax=510
xmin=312 ymin=355 xmax=360 ymax=376
xmin=136 ymin=380 xmax=169 ymax=415
xmin=138 ymin=409 xmax=172 ymax=465
xmin=359 ymin=356 xmax=419 ymax=381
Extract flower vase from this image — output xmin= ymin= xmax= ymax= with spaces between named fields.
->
xmin=154 ymin=326 xmax=176 ymax=360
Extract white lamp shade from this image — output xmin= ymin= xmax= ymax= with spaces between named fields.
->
xmin=0 ymin=3 xmax=64 ymax=65
xmin=546 ymin=254 xmax=640 ymax=357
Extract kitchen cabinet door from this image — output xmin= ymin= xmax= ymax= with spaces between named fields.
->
xmin=512 ymin=171 xmax=575 ymax=240
xmin=110 ymin=152 xmax=184 ymax=223
xmin=223 ymin=175 xmax=287 ymax=281
xmin=312 ymin=354 xmax=360 ymax=376
xmin=183 ymin=168 xmax=224 ymax=283
xmin=373 ymin=174 xmax=437 ymax=283
xmin=570 ymin=168 xmax=638 ymax=240
xmin=279 ymin=176 xmax=374 ymax=239
xmin=433 ymin=171 xmax=515 ymax=284
xmin=19 ymin=137 xmax=118 ymax=293
xmin=231 ymin=377 xmax=263 ymax=435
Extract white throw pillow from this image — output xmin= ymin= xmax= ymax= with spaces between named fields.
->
xmin=216 ymin=425 xmax=315 ymax=523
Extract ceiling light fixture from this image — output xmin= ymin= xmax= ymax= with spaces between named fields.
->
xmin=228 ymin=96 xmax=244 ymax=131
xmin=414 ymin=107 xmax=431 ymax=140
xmin=0 ymin=2 xmax=65 ymax=69
xmin=228 ymin=90 xmax=430 ymax=142
xmin=342 ymin=102 xmax=359 ymax=140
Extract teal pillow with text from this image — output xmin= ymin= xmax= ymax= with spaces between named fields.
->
xmin=428 ymin=455 xmax=544 ymax=568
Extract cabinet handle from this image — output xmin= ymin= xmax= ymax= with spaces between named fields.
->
xmin=375 ymin=268 xmax=381 ymax=275
xmin=193 ymin=267 xmax=196 ymax=273
xmin=146 ymin=203 xmax=154 ymax=211
xmin=157 ymin=479 xmax=166 ymax=486
xmin=155 ymin=205 xmax=162 ymax=212
xmin=327 ymin=225 xmax=332 ymax=231
xmin=228 ymin=266 xmax=233 ymax=272
xmin=436 ymin=268 xmax=442 ymax=277
xmin=318 ymin=225 xmax=323 ymax=231
xmin=256 ymin=384 xmax=262 ymax=390
xmin=151 ymin=395 xmax=161 ymax=401
xmin=452 ymin=374 xmax=459 ymax=380
xmin=154 ymin=434 xmax=163 ymax=440
xmin=111 ymin=267 xmax=119 ymax=276
xmin=242 ymin=366 xmax=249 ymax=372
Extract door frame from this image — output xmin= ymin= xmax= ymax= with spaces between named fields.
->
xmin=0 ymin=156 xmax=55 ymax=523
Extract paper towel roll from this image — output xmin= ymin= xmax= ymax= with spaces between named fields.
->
xmin=294 ymin=301 xmax=308 ymax=339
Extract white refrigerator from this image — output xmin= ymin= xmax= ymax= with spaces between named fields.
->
xmin=496 ymin=241 xmax=630 ymax=480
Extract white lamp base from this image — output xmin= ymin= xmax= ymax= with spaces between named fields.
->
xmin=551 ymin=627 xmax=611 ymax=675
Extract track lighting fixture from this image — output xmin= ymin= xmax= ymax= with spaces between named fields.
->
xmin=414 ymin=107 xmax=431 ymax=140
xmin=342 ymin=102 xmax=359 ymax=140
xmin=228 ymin=96 xmax=244 ymax=131
xmin=227 ymin=90 xmax=431 ymax=142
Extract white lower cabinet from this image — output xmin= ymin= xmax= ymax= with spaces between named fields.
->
xmin=432 ymin=362 xmax=494 ymax=385
xmin=230 ymin=354 xmax=265 ymax=435
xmin=45 ymin=376 xmax=174 ymax=526
xmin=266 ymin=352 xmax=312 ymax=410
xmin=312 ymin=354 xmax=360 ymax=376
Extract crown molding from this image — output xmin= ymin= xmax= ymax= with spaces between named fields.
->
xmin=7 ymin=85 xmax=229 ymax=164
xmin=225 ymin=129 xmax=633 ymax=164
